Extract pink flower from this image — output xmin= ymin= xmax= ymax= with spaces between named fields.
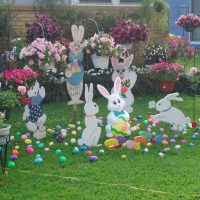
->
xmin=190 ymin=67 xmax=198 ymax=74
xmin=29 ymin=60 xmax=34 ymax=65
xmin=18 ymin=86 xmax=27 ymax=95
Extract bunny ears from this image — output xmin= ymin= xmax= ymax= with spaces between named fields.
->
xmin=85 ymin=83 xmax=93 ymax=103
xmin=111 ymin=54 xmax=134 ymax=68
xmin=164 ymin=93 xmax=183 ymax=102
xmin=71 ymin=25 xmax=84 ymax=44
xmin=97 ymin=77 xmax=121 ymax=99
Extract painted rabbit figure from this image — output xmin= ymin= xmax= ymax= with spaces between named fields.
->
xmin=150 ymin=93 xmax=191 ymax=131
xmin=97 ymin=77 xmax=131 ymax=138
xmin=111 ymin=54 xmax=137 ymax=113
xmin=65 ymin=25 xmax=85 ymax=105
xmin=23 ymin=81 xmax=46 ymax=139
xmin=78 ymin=83 xmax=101 ymax=147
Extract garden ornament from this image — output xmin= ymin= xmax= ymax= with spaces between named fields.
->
xmin=149 ymin=93 xmax=191 ymax=131
xmin=111 ymin=54 xmax=137 ymax=113
xmin=78 ymin=83 xmax=101 ymax=147
xmin=23 ymin=81 xmax=46 ymax=139
xmin=65 ymin=24 xmax=85 ymax=105
xmin=97 ymin=77 xmax=131 ymax=138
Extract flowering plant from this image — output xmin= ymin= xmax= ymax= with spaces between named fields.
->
xmin=144 ymin=44 xmax=166 ymax=65
xmin=165 ymin=34 xmax=195 ymax=61
xmin=19 ymin=38 xmax=67 ymax=70
xmin=26 ymin=16 xmax=62 ymax=42
xmin=176 ymin=13 xmax=200 ymax=30
xmin=4 ymin=68 xmax=39 ymax=87
xmin=85 ymin=33 xmax=115 ymax=56
xmin=149 ymin=61 xmax=184 ymax=81
xmin=109 ymin=19 xmax=149 ymax=44
xmin=112 ymin=44 xmax=129 ymax=59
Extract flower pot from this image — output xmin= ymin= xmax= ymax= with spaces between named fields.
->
xmin=0 ymin=124 xmax=11 ymax=145
xmin=184 ymin=26 xmax=196 ymax=32
xmin=91 ymin=55 xmax=109 ymax=69
xmin=121 ymin=43 xmax=133 ymax=50
xmin=159 ymin=81 xmax=175 ymax=92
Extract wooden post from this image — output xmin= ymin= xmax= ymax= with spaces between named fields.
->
xmin=72 ymin=104 xmax=77 ymax=124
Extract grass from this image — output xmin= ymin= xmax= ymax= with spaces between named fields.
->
xmin=0 ymin=94 xmax=200 ymax=200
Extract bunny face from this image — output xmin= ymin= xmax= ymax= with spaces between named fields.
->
xmin=111 ymin=55 xmax=133 ymax=80
xmin=27 ymin=81 xmax=39 ymax=97
xmin=155 ymin=99 xmax=171 ymax=112
xmin=108 ymin=94 xmax=125 ymax=112
xmin=97 ymin=77 xmax=125 ymax=112
xmin=84 ymin=102 xmax=99 ymax=115
xmin=70 ymin=25 xmax=85 ymax=54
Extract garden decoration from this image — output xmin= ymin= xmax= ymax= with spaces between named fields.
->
xmin=97 ymin=77 xmax=131 ymax=138
xmin=78 ymin=83 xmax=101 ymax=147
xmin=65 ymin=25 xmax=85 ymax=123
xmin=149 ymin=93 xmax=191 ymax=131
xmin=23 ymin=81 xmax=47 ymax=139
xmin=176 ymin=13 xmax=200 ymax=32
xmin=111 ymin=54 xmax=137 ymax=113
xmin=86 ymin=33 xmax=114 ymax=69
xmin=149 ymin=61 xmax=184 ymax=92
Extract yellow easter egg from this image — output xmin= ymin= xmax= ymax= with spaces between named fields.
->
xmin=111 ymin=116 xmax=130 ymax=137
xmin=134 ymin=143 xmax=141 ymax=151
xmin=104 ymin=138 xmax=119 ymax=148
xmin=71 ymin=131 xmax=77 ymax=135
xmin=121 ymin=155 xmax=127 ymax=159
xmin=15 ymin=146 xmax=20 ymax=150
xmin=25 ymin=139 xmax=32 ymax=145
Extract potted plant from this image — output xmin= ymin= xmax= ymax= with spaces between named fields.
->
xmin=109 ymin=19 xmax=149 ymax=49
xmin=176 ymin=13 xmax=200 ymax=32
xmin=19 ymin=38 xmax=67 ymax=72
xmin=149 ymin=61 xmax=184 ymax=92
xmin=0 ymin=112 xmax=11 ymax=137
xmin=165 ymin=34 xmax=195 ymax=62
xmin=85 ymin=33 xmax=115 ymax=69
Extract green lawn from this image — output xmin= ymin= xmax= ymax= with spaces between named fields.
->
xmin=0 ymin=95 xmax=200 ymax=200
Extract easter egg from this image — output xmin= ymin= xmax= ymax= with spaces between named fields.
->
xmin=71 ymin=131 xmax=77 ymax=136
xmin=25 ymin=139 xmax=32 ymax=145
xmin=35 ymin=154 xmax=41 ymax=158
xmin=61 ymin=132 xmax=67 ymax=137
xmin=86 ymin=151 xmax=93 ymax=156
xmin=56 ymin=125 xmax=62 ymax=130
xmin=163 ymin=134 xmax=168 ymax=138
xmin=64 ymin=142 xmax=68 ymax=146
xmin=138 ymin=131 xmax=152 ymax=140
xmin=194 ymin=132 xmax=199 ymax=136
xmin=80 ymin=146 xmax=87 ymax=151
xmin=162 ymin=140 xmax=168 ymax=146
xmin=56 ymin=136 xmax=64 ymax=143
xmin=144 ymin=148 xmax=149 ymax=153
xmin=55 ymin=149 xmax=61 ymax=154
xmin=15 ymin=146 xmax=19 ymax=150
xmin=59 ymin=156 xmax=67 ymax=163
xmin=12 ymin=150 xmax=19 ymax=156
xmin=136 ymin=115 xmax=142 ymax=120
xmin=16 ymin=131 xmax=21 ymax=137
xmin=37 ymin=143 xmax=44 ymax=148
xmin=111 ymin=116 xmax=130 ymax=137
xmin=188 ymin=143 xmax=194 ymax=147
xmin=181 ymin=139 xmax=187 ymax=145
xmin=115 ymin=136 xmax=127 ymax=144
xmin=21 ymin=134 xmax=28 ymax=140
xmin=134 ymin=136 xmax=147 ymax=144
xmin=146 ymin=143 xmax=152 ymax=148
xmin=104 ymin=138 xmax=119 ymax=148
xmin=121 ymin=155 xmax=127 ymax=159
xmin=44 ymin=148 xmax=50 ymax=152
xmin=134 ymin=143 xmax=141 ymax=151
xmin=8 ymin=161 xmax=15 ymax=168
xmin=77 ymin=127 xmax=82 ymax=131
xmin=163 ymin=148 xmax=170 ymax=153
xmin=36 ymin=141 xmax=40 ymax=145
xmin=9 ymin=155 xmax=18 ymax=161
xmin=49 ymin=142 xmax=54 ymax=146
xmin=158 ymin=152 xmax=164 ymax=157
xmin=89 ymin=156 xmax=98 ymax=162
xmin=72 ymin=148 xmax=79 ymax=155
xmin=125 ymin=140 xmax=136 ymax=149
xmin=175 ymin=145 xmax=181 ymax=149
xmin=34 ymin=158 xmax=43 ymax=164
xmin=99 ymin=149 xmax=104 ymax=154
xmin=52 ymin=132 xmax=59 ymax=137
xmin=10 ymin=136 xmax=15 ymax=141
xmin=154 ymin=135 xmax=164 ymax=143
xmin=26 ymin=147 xmax=34 ymax=154
xmin=143 ymin=120 xmax=148 ymax=125
xmin=173 ymin=135 xmax=179 ymax=140
xmin=70 ymin=138 xmax=76 ymax=144
xmin=170 ymin=138 xmax=176 ymax=143
xmin=191 ymin=135 xmax=196 ymax=140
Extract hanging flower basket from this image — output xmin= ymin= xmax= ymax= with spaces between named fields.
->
xmin=159 ymin=81 xmax=175 ymax=92
xmin=91 ymin=55 xmax=109 ymax=69
xmin=184 ymin=26 xmax=196 ymax=32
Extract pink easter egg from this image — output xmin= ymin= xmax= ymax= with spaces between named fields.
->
xmin=125 ymin=140 xmax=136 ymax=149
xmin=26 ymin=147 xmax=34 ymax=154
xmin=21 ymin=134 xmax=28 ymax=140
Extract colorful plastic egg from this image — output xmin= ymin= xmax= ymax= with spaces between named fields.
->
xmin=86 ymin=151 xmax=93 ymax=156
xmin=59 ymin=156 xmax=67 ymax=164
xmin=9 ymin=155 xmax=18 ymax=161
xmin=26 ymin=147 xmax=34 ymax=154
xmin=34 ymin=158 xmax=43 ymax=164
xmin=134 ymin=136 xmax=147 ymax=144
xmin=89 ymin=155 xmax=98 ymax=162
xmin=55 ymin=149 xmax=61 ymax=154
xmin=12 ymin=150 xmax=19 ymax=156
xmin=70 ymin=138 xmax=76 ymax=144
xmin=8 ymin=161 xmax=15 ymax=168
xmin=104 ymin=138 xmax=119 ymax=148
xmin=121 ymin=155 xmax=127 ymax=159
xmin=80 ymin=145 xmax=87 ymax=151
xmin=25 ymin=139 xmax=32 ymax=145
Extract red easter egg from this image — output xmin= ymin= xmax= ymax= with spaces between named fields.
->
xmin=12 ymin=149 xmax=19 ymax=156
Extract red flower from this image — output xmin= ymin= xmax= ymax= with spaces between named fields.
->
xmin=26 ymin=99 xmax=32 ymax=105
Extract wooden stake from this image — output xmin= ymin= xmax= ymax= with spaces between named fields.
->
xmin=72 ymin=104 xmax=77 ymax=124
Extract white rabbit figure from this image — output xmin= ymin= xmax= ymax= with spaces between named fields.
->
xmin=78 ymin=83 xmax=101 ymax=147
xmin=150 ymin=93 xmax=191 ymax=131
xmin=65 ymin=25 xmax=85 ymax=105
xmin=23 ymin=81 xmax=47 ymax=139
xmin=111 ymin=54 xmax=137 ymax=113
xmin=97 ymin=77 xmax=130 ymax=138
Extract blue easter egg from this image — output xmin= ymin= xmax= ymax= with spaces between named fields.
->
xmin=115 ymin=136 xmax=127 ymax=144
xmin=163 ymin=148 xmax=170 ymax=153
xmin=52 ymin=132 xmax=59 ymax=137
xmin=136 ymin=115 xmax=142 ymax=120
xmin=188 ymin=143 xmax=194 ymax=147
xmin=191 ymin=135 xmax=196 ymax=140
xmin=79 ymin=145 xmax=87 ymax=151
xmin=89 ymin=155 xmax=98 ymax=162
xmin=34 ymin=158 xmax=43 ymax=164
xmin=10 ymin=155 xmax=18 ymax=161
xmin=154 ymin=135 xmax=164 ymax=143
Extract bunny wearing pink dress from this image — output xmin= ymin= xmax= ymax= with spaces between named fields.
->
xmin=111 ymin=55 xmax=137 ymax=113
